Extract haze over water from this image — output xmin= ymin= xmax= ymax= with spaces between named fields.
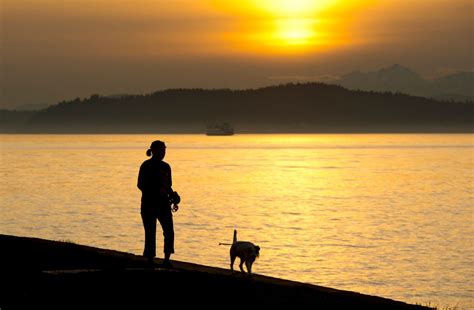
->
xmin=1 ymin=134 xmax=472 ymax=308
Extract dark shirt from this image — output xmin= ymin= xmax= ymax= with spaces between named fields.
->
xmin=138 ymin=158 xmax=172 ymax=207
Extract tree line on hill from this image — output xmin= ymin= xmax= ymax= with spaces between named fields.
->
xmin=1 ymin=83 xmax=472 ymax=133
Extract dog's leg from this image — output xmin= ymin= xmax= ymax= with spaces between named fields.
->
xmin=230 ymin=255 xmax=236 ymax=273
xmin=245 ymin=261 xmax=252 ymax=274
xmin=239 ymin=259 xmax=245 ymax=273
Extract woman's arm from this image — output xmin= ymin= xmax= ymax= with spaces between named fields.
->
xmin=137 ymin=164 xmax=145 ymax=191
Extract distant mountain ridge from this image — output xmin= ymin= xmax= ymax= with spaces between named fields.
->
xmin=1 ymin=83 xmax=471 ymax=133
xmin=335 ymin=64 xmax=473 ymax=101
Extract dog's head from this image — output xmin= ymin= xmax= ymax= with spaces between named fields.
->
xmin=254 ymin=245 xmax=260 ymax=258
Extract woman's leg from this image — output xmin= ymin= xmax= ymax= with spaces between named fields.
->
xmin=157 ymin=208 xmax=174 ymax=259
xmin=141 ymin=212 xmax=157 ymax=260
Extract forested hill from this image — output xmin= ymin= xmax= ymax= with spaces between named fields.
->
xmin=1 ymin=83 xmax=472 ymax=133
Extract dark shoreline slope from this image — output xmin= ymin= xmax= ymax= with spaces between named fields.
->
xmin=0 ymin=234 xmax=431 ymax=309
xmin=1 ymin=83 xmax=472 ymax=133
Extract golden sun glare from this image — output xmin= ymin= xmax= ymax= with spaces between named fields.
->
xmin=254 ymin=0 xmax=336 ymax=16
xmin=212 ymin=0 xmax=370 ymax=54
xmin=275 ymin=19 xmax=316 ymax=46
xmin=250 ymin=0 xmax=337 ymax=51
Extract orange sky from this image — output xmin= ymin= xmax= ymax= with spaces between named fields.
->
xmin=1 ymin=0 xmax=472 ymax=108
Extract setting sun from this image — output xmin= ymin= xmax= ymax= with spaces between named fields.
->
xmin=253 ymin=0 xmax=335 ymax=16
xmin=212 ymin=0 xmax=371 ymax=54
xmin=274 ymin=18 xmax=317 ymax=47
xmin=254 ymin=0 xmax=336 ymax=49
xmin=276 ymin=19 xmax=315 ymax=46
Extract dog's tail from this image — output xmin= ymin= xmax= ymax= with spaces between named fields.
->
xmin=233 ymin=229 xmax=237 ymax=244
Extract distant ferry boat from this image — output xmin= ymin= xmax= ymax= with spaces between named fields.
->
xmin=206 ymin=122 xmax=234 ymax=136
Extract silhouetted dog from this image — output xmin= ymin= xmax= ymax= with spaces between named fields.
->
xmin=229 ymin=230 xmax=260 ymax=274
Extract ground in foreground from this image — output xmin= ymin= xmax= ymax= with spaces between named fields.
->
xmin=0 ymin=234 xmax=432 ymax=309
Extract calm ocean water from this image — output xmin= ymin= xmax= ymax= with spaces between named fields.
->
xmin=1 ymin=134 xmax=473 ymax=308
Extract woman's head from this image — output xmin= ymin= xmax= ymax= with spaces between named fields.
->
xmin=146 ymin=140 xmax=166 ymax=159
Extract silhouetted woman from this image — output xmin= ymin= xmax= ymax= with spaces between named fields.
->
xmin=138 ymin=140 xmax=178 ymax=267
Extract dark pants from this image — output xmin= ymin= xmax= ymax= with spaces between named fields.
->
xmin=141 ymin=206 xmax=174 ymax=258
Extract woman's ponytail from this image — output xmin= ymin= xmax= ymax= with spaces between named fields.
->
xmin=146 ymin=140 xmax=165 ymax=157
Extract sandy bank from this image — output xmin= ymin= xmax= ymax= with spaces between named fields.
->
xmin=0 ymin=234 xmax=432 ymax=309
